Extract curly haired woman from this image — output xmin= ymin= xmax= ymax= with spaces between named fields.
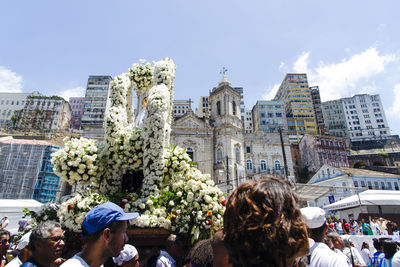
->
xmin=223 ymin=178 xmax=309 ymax=267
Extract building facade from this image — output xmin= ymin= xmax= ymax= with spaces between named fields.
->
xmin=299 ymin=134 xmax=349 ymax=172
xmin=307 ymin=164 xmax=400 ymax=207
xmin=252 ymin=100 xmax=286 ymax=133
xmin=81 ymin=75 xmax=112 ymax=139
xmin=245 ymin=131 xmax=294 ymax=182
xmin=342 ymin=94 xmax=391 ymax=143
xmin=15 ymin=95 xmax=71 ymax=132
xmin=173 ymin=99 xmax=191 ymax=118
xmin=0 ymin=93 xmax=31 ymax=126
xmin=197 ymin=96 xmax=211 ymax=118
xmin=33 ymin=145 xmax=62 ymax=203
xmin=274 ymin=74 xmax=317 ymax=143
xmin=69 ymin=97 xmax=85 ymax=130
xmin=310 ymin=86 xmax=326 ymax=135
xmin=171 ymin=76 xmax=295 ymax=193
xmin=243 ymin=109 xmax=253 ymax=133
xmin=0 ymin=137 xmax=62 ymax=203
xmin=321 ymin=99 xmax=349 ymax=139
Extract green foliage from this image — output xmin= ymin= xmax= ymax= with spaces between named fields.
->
xmin=378 ymin=152 xmax=388 ymax=157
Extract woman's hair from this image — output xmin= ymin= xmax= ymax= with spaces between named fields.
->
xmin=361 ymin=242 xmax=368 ymax=250
xmin=223 ymin=178 xmax=309 ymax=267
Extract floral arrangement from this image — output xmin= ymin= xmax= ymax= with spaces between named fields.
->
xmin=51 ymin=58 xmax=225 ymax=243
xmin=51 ymin=137 xmax=102 ymax=186
xmin=142 ymin=83 xmax=172 ymax=195
xmin=130 ymin=59 xmax=154 ymax=94
xmin=121 ymin=167 xmax=225 ymax=242
xmin=162 ymin=146 xmax=194 ymax=183
xmin=58 ymin=191 xmax=108 ymax=232
xmin=23 ymin=203 xmax=60 ymax=226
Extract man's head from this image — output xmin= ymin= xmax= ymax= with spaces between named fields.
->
xmin=82 ymin=202 xmax=139 ymax=258
xmin=0 ymin=230 xmax=10 ymax=256
xmin=301 ymin=207 xmax=327 ymax=242
xmin=165 ymin=234 xmax=184 ymax=262
xmin=327 ymin=232 xmax=345 ymax=250
xmin=29 ymin=221 xmax=64 ymax=262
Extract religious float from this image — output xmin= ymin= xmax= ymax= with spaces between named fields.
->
xmin=26 ymin=59 xmax=225 ymax=258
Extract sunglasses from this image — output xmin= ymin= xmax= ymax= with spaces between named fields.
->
xmin=47 ymin=236 xmax=65 ymax=243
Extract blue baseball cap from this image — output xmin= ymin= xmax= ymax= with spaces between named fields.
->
xmin=82 ymin=202 xmax=139 ymax=235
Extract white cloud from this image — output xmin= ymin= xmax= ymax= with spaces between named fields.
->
xmin=0 ymin=66 xmax=23 ymax=93
xmin=292 ymin=47 xmax=396 ymax=101
xmin=279 ymin=62 xmax=288 ymax=72
xmin=387 ymin=83 xmax=400 ymax=117
xmin=293 ymin=51 xmax=311 ymax=73
xmin=59 ymin=86 xmax=85 ymax=101
xmin=263 ymin=83 xmax=280 ymax=100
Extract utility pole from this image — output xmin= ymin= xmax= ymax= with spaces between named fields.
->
xmin=278 ymin=126 xmax=289 ymax=180
xmin=226 ymin=156 xmax=229 ymax=186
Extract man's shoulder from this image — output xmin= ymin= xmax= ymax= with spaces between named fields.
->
xmin=310 ymin=243 xmax=349 ymax=266
xmin=392 ymin=250 xmax=400 ymax=265
xmin=61 ymin=254 xmax=88 ymax=267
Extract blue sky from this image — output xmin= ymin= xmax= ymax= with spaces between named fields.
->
xmin=1 ymin=1 xmax=399 ymax=134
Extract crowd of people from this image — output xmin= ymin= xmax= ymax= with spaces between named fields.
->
xmin=1 ymin=177 xmax=400 ymax=267
xmin=326 ymin=216 xmax=399 ymax=236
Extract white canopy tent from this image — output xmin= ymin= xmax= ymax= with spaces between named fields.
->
xmin=0 ymin=199 xmax=43 ymax=234
xmin=324 ymin=190 xmax=400 ymax=211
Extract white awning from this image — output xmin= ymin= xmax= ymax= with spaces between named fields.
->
xmin=0 ymin=199 xmax=43 ymax=213
xmin=294 ymin=183 xmax=363 ymax=201
xmin=324 ymin=190 xmax=400 ymax=211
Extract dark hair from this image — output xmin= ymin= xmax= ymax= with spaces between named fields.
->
xmin=30 ymin=221 xmax=61 ymax=251
xmin=382 ymin=239 xmax=398 ymax=259
xmin=223 ymin=178 xmax=309 ymax=267
xmin=187 ymin=239 xmax=213 ymax=267
xmin=82 ymin=220 xmax=123 ymax=244
xmin=0 ymin=230 xmax=10 ymax=237
xmin=373 ymin=238 xmax=382 ymax=250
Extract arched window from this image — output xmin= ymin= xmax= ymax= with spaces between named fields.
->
xmin=186 ymin=147 xmax=194 ymax=161
xmin=217 ymin=101 xmax=221 ymax=116
xmin=232 ymin=101 xmax=236 ymax=116
xmin=235 ymin=147 xmax=240 ymax=164
xmin=246 ymin=160 xmax=253 ymax=170
xmin=260 ymin=160 xmax=267 ymax=171
xmin=216 ymin=147 xmax=222 ymax=164
xmin=274 ymin=160 xmax=281 ymax=171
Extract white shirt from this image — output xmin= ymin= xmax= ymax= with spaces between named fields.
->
xmin=391 ymin=250 xmax=400 ymax=267
xmin=307 ymin=242 xmax=350 ymax=267
xmin=5 ymin=257 xmax=22 ymax=267
xmin=60 ymin=253 xmax=102 ymax=267
xmin=156 ymin=250 xmax=176 ymax=267
xmin=1 ymin=218 xmax=9 ymax=228
xmin=361 ymin=248 xmax=371 ymax=265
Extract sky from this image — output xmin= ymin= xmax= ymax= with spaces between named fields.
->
xmin=0 ymin=1 xmax=399 ymax=134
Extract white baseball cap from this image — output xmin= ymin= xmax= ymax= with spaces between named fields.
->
xmin=301 ymin=207 xmax=326 ymax=229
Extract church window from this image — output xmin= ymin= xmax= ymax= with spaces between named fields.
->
xmin=232 ymin=101 xmax=236 ymax=116
xmin=246 ymin=160 xmax=253 ymax=170
xmin=246 ymin=146 xmax=251 ymax=153
xmin=274 ymin=160 xmax=281 ymax=171
xmin=216 ymin=147 xmax=222 ymax=164
xmin=217 ymin=101 xmax=221 ymax=116
xmin=260 ymin=160 xmax=267 ymax=171
xmin=186 ymin=147 xmax=194 ymax=161
xmin=235 ymin=147 xmax=240 ymax=164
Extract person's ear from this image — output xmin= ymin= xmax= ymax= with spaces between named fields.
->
xmin=103 ymin=228 xmax=112 ymax=242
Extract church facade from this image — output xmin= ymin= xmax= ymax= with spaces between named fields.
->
xmin=171 ymin=77 xmax=294 ymax=193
